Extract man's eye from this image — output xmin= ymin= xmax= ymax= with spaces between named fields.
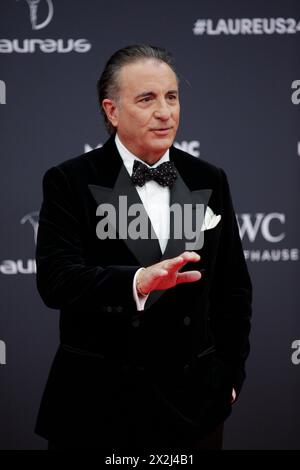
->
xmin=140 ymin=97 xmax=152 ymax=103
xmin=168 ymin=95 xmax=177 ymax=100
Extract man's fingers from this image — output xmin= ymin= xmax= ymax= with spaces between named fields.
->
xmin=139 ymin=267 xmax=168 ymax=294
xmin=149 ymin=267 xmax=168 ymax=280
xmin=164 ymin=252 xmax=200 ymax=272
xmin=164 ymin=256 xmax=184 ymax=272
xmin=180 ymin=251 xmax=201 ymax=263
xmin=176 ymin=270 xmax=202 ymax=284
xmin=142 ymin=252 xmax=201 ymax=293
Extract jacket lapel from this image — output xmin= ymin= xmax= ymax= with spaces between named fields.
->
xmin=88 ymin=137 xmax=212 ymax=310
xmin=88 ymin=137 xmax=162 ymax=267
xmin=145 ymin=150 xmax=212 ymax=309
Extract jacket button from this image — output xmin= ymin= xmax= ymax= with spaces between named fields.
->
xmin=131 ymin=319 xmax=140 ymax=328
xmin=183 ymin=316 xmax=191 ymax=326
xmin=116 ymin=306 xmax=123 ymax=313
xmin=106 ymin=306 xmax=112 ymax=313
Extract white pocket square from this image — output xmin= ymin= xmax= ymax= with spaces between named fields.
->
xmin=201 ymin=206 xmax=221 ymax=231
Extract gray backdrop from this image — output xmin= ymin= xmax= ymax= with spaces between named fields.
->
xmin=0 ymin=0 xmax=299 ymax=450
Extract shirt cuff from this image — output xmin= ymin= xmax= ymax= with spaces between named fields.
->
xmin=133 ymin=268 xmax=149 ymax=311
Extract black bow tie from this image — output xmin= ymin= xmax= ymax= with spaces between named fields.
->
xmin=131 ymin=160 xmax=177 ymax=188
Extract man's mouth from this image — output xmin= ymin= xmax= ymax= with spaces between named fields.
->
xmin=151 ymin=127 xmax=172 ymax=135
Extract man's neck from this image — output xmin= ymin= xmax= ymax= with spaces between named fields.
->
xmin=115 ymin=133 xmax=169 ymax=166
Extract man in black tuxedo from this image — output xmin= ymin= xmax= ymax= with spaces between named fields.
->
xmin=35 ymin=45 xmax=252 ymax=450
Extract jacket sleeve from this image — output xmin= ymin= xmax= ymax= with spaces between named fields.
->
xmin=209 ymin=169 xmax=252 ymax=397
xmin=36 ymin=166 xmax=139 ymax=314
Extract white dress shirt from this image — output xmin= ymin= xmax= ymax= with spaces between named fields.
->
xmin=115 ymin=133 xmax=170 ymax=311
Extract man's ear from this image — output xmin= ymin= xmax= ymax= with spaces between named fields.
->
xmin=102 ymin=99 xmax=119 ymax=127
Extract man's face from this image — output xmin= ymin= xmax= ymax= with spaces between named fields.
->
xmin=104 ymin=59 xmax=180 ymax=163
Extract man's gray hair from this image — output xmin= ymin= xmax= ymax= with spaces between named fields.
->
xmin=97 ymin=44 xmax=178 ymax=135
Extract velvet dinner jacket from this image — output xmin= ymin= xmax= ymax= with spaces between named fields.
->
xmin=35 ymin=135 xmax=252 ymax=441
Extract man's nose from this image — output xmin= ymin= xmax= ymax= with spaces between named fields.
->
xmin=154 ymin=100 xmax=171 ymax=120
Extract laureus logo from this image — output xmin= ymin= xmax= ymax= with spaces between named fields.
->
xmin=1 ymin=1 xmax=91 ymax=53
xmin=19 ymin=0 xmax=54 ymax=30
xmin=0 ymin=212 xmax=38 ymax=275
xmin=20 ymin=211 xmax=39 ymax=244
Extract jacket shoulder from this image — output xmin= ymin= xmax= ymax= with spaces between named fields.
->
xmin=56 ymin=146 xmax=103 ymax=175
xmin=41 ymin=146 xmax=105 ymax=186
xmin=171 ymin=146 xmax=225 ymax=188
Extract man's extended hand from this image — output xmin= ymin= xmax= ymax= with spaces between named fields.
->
xmin=136 ymin=251 xmax=202 ymax=295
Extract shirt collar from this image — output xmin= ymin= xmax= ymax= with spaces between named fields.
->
xmin=115 ymin=133 xmax=170 ymax=177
